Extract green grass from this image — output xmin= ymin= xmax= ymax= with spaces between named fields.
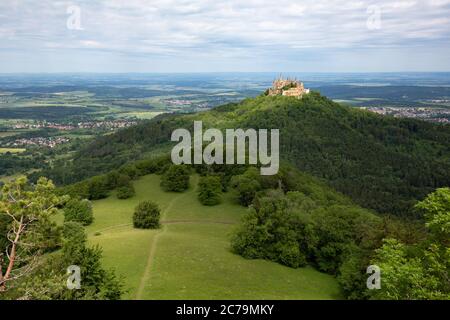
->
xmin=116 ymin=111 xmax=165 ymax=119
xmin=87 ymin=174 xmax=342 ymax=300
xmin=0 ymin=147 xmax=26 ymax=154
xmin=0 ymin=131 xmax=20 ymax=138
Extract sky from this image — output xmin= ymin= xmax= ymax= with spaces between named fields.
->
xmin=0 ymin=0 xmax=449 ymax=73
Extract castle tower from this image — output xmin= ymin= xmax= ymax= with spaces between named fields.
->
xmin=267 ymin=75 xmax=309 ymax=98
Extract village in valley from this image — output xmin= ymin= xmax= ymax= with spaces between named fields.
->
xmin=0 ymin=119 xmax=139 ymax=149
xmin=10 ymin=119 xmax=138 ymax=131
xmin=361 ymin=106 xmax=450 ymax=124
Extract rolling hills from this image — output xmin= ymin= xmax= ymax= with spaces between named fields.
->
xmin=6 ymin=91 xmax=449 ymax=300
xmin=38 ymin=92 xmax=450 ymax=217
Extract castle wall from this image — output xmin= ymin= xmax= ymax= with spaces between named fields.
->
xmin=268 ymin=78 xmax=309 ymax=98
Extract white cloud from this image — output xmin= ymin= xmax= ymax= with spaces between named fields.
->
xmin=0 ymin=0 xmax=449 ymax=72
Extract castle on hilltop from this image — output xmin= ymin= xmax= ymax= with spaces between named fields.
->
xmin=267 ymin=77 xmax=310 ymax=98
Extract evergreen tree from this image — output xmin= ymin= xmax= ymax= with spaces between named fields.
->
xmin=0 ymin=177 xmax=65 ymax=292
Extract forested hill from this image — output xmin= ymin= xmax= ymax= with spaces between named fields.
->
xmin=36 ymin=92 xmax=450 ymax=217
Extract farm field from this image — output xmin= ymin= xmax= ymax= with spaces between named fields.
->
xmin=0 ymin=147 xmax=26 ymax=153
xmin=87 ymin=174 xmax=342 ymax=300
xmin=0 ymin=131 xmax=22 ymax=138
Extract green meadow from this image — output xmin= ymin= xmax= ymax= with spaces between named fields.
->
xmin=0 ymin=147 xmax=26 ymax=154
xmin=0 ymin=132 xmax=21 ymax=138
xmin=86 ymin=174 xmax=342 ymax=300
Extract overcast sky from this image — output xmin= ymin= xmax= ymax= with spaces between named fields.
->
xmin=0 ymin=0 xmax=449 ymax=73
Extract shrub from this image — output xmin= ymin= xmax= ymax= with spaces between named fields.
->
xmin=160 ymin=165 xmax=190 ymax=192
xmin=133 ymin=201 xmax=161 ymax=229
xmin=63 ymin=198 xmax=94 ymax=226
xmin=198 ymin=176 xmax=222 ymax=206
xmin=135 ymin=159 xmax=159 ymax=175
xmin=337 ymin=247 xmax=371 ymax=300
xmin=87 ymin=177 xmax=109 ymax=200
xmin=59 ymin=181 xmax=89 ymax=199
xmin=308 ymin=205 xmax=380 ymax=274
xmin=105 ymin=170 xmax=121 ymax=189
xmin=230 ymin=167 xmax=261 ymax=206
xmin=231 ymin=193 xmax=307 ymax=268
xmin=117 ymin=182 xmax=135 ymax=199
xmin=119 ymin=165 xmax=138 ymax=179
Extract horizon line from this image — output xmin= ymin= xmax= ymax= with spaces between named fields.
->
xmin=1 ymin=71 xmax=450 ymax=75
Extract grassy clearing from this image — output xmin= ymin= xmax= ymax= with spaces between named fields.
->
xmin=0 ymin=131 xmax=20 ymax=138
xmin=87 ymin=174 xmax=342 ymax=300
xmin=146 ymin=223 xmax=340 ymax=299
xmin=0 ymin=147 xmax=26 ymax=154
xmin=117 ymin=111 xmax=165 ymax=119
xmin=87 ymin=175 xmax=179 ymax=298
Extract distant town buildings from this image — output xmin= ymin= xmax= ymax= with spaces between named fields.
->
xmin=267 ymin=77 xmax=310 ymax=98
xmin=11 ymin=137 xmax=70 ymax=148
xmin=165 ymin=99 xmax=209 ymax=111
xmin=11 ymin=119 xmax=138 ymax=131
xmin=0 ymin=119 xmax=140 ymax=150
xmin=361 ymin=106 xmax=450 ymax=124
